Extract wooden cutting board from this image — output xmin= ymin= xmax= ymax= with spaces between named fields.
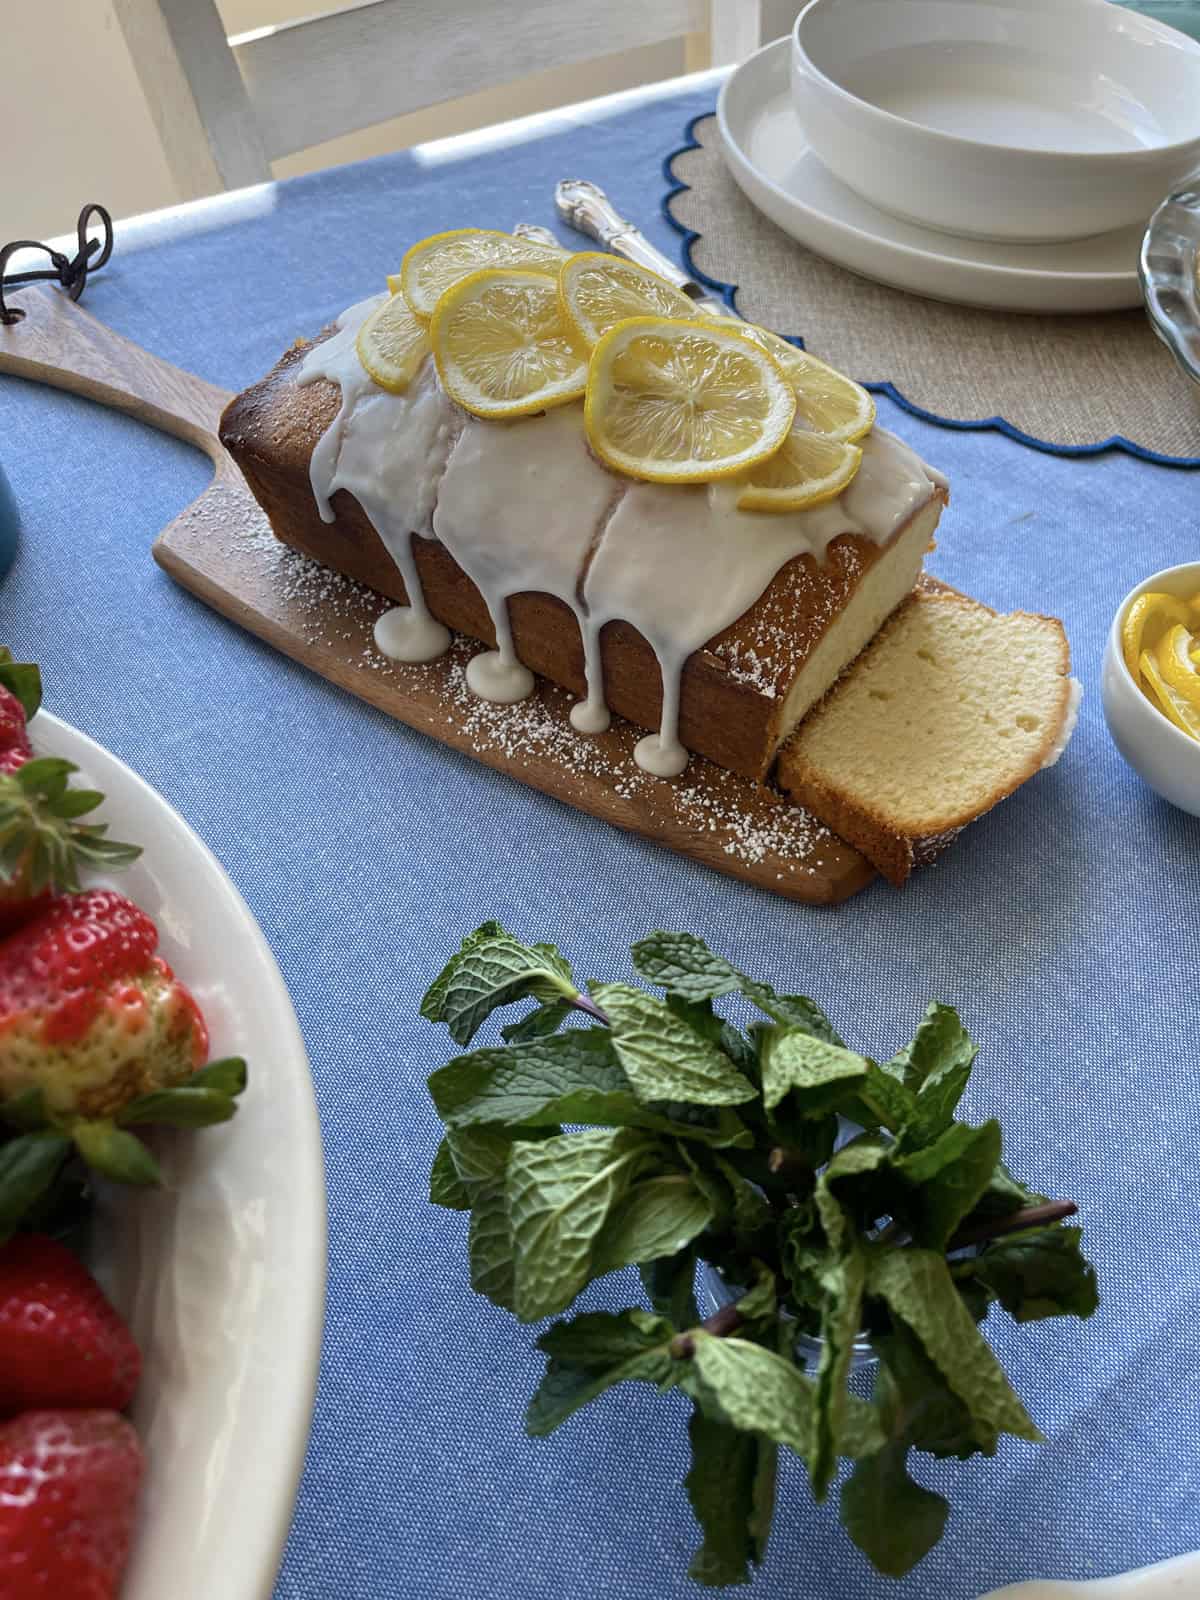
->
xmin=0 ymin=285 xmax=875 ymax=905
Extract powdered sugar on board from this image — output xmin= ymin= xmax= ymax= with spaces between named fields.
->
xmin=155 ymin=472 xmax=875 ymax=905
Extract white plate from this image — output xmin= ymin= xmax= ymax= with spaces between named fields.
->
xmin=32 ymin=713 xmax=326 ymax=1600
xmin=716 ymin=39 xmax=1145 ymax=314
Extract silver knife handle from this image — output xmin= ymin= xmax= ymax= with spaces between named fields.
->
xmin=554 ymin=178 xmax=728 ymax=313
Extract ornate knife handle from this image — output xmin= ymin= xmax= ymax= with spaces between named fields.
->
xmin=554 ymin=179 xmax=728 ymax=313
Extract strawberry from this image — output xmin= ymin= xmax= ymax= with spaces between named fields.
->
xmin=0 ymin=889 xmax=208 ymax=1121
xmin=0 ymin=1234 xmax=140 ymax=1413
xmin=0 ymin=889 xmax=246 ymax=1236
xmin=0 ymin=650 xmax=141 ymax=936
xmin=0 ymin=1409 xmax=143 ymax=1599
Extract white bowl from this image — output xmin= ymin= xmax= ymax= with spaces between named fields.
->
xmin=791 ymin=0 xmax=1200 ymax=243
xmin=1101 ymin=561 xmax=1200 ymax=816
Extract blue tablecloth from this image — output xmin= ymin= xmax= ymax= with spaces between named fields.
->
xmin=2 ymin=72 xmax=1198 ymax=1600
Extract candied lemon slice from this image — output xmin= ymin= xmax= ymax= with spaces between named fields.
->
xmin=735 ymin=325 xmax=875 ymax=442
xmin=558 ymin=253 xmax=701 ymax=348
xmin=585 ymin=317 xmax=795 ymax=484
xmin=431 ymin=267 xmax=587 ymax=418
xmin=400 ymin=228 xmax=565 ymax=321
xmin=735 ymin=423 xmax=862 ymax=512
xmin=1157 ymin=623 xmax=1200 ymax=709
xmin=1140 ymin=648 xmax=1200 ymax=740
xmin=1121 ymin=592 xmax=1190 ymax=680
xmin=355 ymin=293 xmax=430 ymax=393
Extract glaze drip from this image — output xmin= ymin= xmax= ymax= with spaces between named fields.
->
xmin=298 ymin=298 xmax=945 ymax=773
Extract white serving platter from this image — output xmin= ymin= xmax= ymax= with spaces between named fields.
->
xmin=34 ymin=712 xmax=326 ymax=1600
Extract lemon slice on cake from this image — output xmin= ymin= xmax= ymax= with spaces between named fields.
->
xmin=585 ymin=317 xmax=795 ymax=484
xmin=737 ymin=325 xmax=875 ymax=443
xmin=431 ymin=267 xmax=587 ymax=418
xmin=735 ymin=423 xmax=862 ymax=512
xmin=355 ymin=294 xmax=431 ymax=393
xmin=399 ymin=228 xmax=565 ymax=321
xmin=558 ymin=253 xmax=701 ymax=348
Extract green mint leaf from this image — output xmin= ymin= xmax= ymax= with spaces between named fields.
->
xmin=591 ymin=984 xmax=756 ymax=1107
xmin=439 ymin=935 xmax=578 ymax=1046
xmin=685 ymin=1410 xmax=777 ymax=1587
xmin=632 ymin=933 xmax=841 ymax=1047
xmin=810 ymin=1242 xmax=867 ymax=1500
xmin=711 ymin=1154 xmax=774 ymax=1240
xmin=538 ymin=1306 xmax=674 ymax=1369
xmin=117 ymin=1087 xmax=238 ymax=1127
xmin=743 ymin=985 xmax=844 ymax=1044
xmin=847 ymin=1063 xmax=918 ymax=1135
xmin=190 ymin=1057 xmax=249 ymax=1098
xmin=0 ymin=1131 xmax=71 ymax=1240
xmin=820 ymin=1134 xmax=895 ymax=1231
xmin=429 ymin=1030 xmax=749 ymax=1147
xmin=640 ymin=1253 xmax=699 ymax=1327
xmin=501 ymin=999 xmax=574 ymax=1043
xmin=444 ymin=1124 xmax=523 ymax=1189
xmin=430 ymin=1136 xmax=470 ymax=1209
xmin=758 ymin=1027 xmax=870 ymax=1114
xmin=690 ymin=1333 xmax=813 ymax=1460
xmin=872 ymin=1321 xmax=997 ymax=1458
xmin=0 ymin=656 xmax=41 ymax=721
xmin=867 ymin=1248 xmax=1041 ymax=1443
xmin=885 ymin=1002 xmax=977 ymax=1097
xmin=734 ymin=1264 xmax=777 ymax=1325
xmin=506 ymin=1128 xmax=657 ymax=1321
xmin=468 ymin=1180 xmax=517 ymax=1310
xmin=631 ymin=931 xmax=742 ymax=1001
xmin=72 ymin=1121 xmax=162 ymax=1187
xmin=420 ymin=920 xmax=504 ymax=1020
xmin=966 ymin=1226 xmax=1099 ymax=1323
xmin=526 ymin=1309 xmax=674 ymax=1436
xmin=839 ymin=1443 xmax=949 ymax=1577
xmin=780 ymin=1205 xmax=825 ymax=1313
xmin=665 ymin=994 xmax=758 ymax=1077
xmin=895 ymin=1120 xmax=1003 ymax=1250
xmin=971 ymin=1161 xmax=1044 ymax=1219
xmin=591 ymin=1174 xmax=713 ymax=1276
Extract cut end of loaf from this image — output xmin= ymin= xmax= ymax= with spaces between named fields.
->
xmin=777 ymin=589 xmax=1075 ymax=885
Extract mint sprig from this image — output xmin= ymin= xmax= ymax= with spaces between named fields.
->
xmin=423 ymin=926 xmax=1098 ymax=1584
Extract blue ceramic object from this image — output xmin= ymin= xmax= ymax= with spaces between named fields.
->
xmin=0 ymin=463 xmax=17 ymax=579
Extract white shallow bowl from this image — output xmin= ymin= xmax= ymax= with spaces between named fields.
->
xmin=717 ymin=40 xmax=1145 ymax=315
xmin=979 ymin=1550 xmax=1200 ymax=1598
xmin=35 ymin=715 xmax=327 ymax=1600
xmin=1101 ymin=562 xmax=1200 ymax=815
xmin=791 ymin=0 xmax=1200 ymax=242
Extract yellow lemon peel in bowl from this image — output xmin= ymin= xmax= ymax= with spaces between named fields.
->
xmin=1121 ymin=592 xmax=1190 ymax=680
xmin=584 ymin=316 xmax=795 ymax=484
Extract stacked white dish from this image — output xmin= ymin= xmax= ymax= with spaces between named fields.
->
xmin=717 ymin=0 xmax=1200 ymax=313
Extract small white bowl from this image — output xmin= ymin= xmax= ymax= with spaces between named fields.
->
xmin=1101 ymin=561 xmax=1200 ymax=816
xmin=791 ymin=0 xmax=1200 ymax=243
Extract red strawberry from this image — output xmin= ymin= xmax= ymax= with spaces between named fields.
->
xmin=0 ymin=650 xmax=141 ymax=936
xmin=0 ymin=1409 xmax=142 ymax=1599
xmin=0 ymin=1234 xmax=140 ymax=1414
xmin=0 ymin=888 xmax=208 ymax=1122
xmin=0 ymin=684 xmax=32 ymax=776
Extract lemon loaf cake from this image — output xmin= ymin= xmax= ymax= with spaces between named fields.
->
xmin=777 ymin=588 xmax=1080 ymax=885
xmin=219 ymin=232 xmax=949 ymax=782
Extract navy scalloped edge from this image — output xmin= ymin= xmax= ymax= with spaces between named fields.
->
xmin=662 ymin=110 xmax=1200 ymax=469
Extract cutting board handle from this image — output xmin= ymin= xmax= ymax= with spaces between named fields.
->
xmin=0 ymin=285 xmax=232 ymax=465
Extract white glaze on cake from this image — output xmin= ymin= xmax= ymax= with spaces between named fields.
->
xmin=298 ymin=296 xmax=946 ymax=774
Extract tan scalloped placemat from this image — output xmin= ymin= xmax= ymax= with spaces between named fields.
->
xmin=666 ymin=114 xmax=1200 ymax=463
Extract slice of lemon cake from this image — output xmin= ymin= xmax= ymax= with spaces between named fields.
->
xmin=777 ymin=587 xmax=1079 ymax=885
